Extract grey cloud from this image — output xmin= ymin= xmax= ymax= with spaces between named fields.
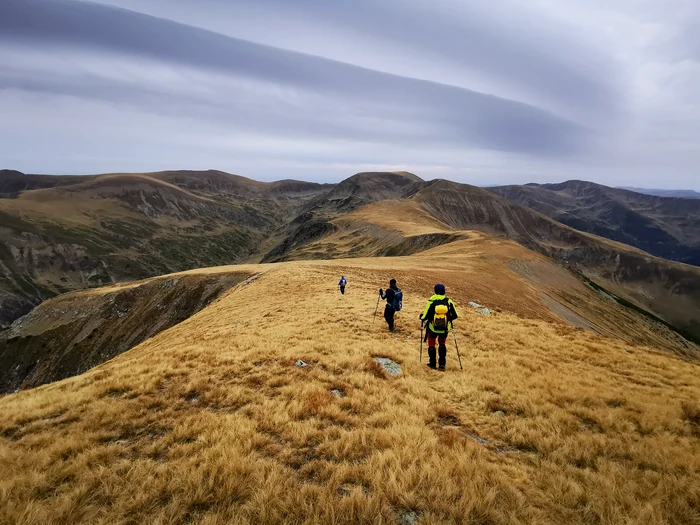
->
xmin=229 ymin=0 xmax=621 ymax=121
xmin=0 ymin=0 xmax=587 ymax=156
xmin=86 ymin=0 xmax=622 ymax=126
xmin=1 ymin=0 xmax=699 ymax=189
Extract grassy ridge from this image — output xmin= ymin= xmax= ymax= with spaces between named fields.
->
xmin=1 ymin=254 xmax=699 ymax=524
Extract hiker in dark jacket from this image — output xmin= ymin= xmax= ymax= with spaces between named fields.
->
xmin=338 ymin=276 xmax=347 ymax=295
xmin=379 ymin=278 xmax=401 ymax=331
xmin=420 ymin=284 xmax=459 ymax=371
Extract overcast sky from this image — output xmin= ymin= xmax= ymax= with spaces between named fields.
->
xmin=1 ymin=0 xmax=699 ymax=188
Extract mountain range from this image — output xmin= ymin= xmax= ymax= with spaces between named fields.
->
xmin=2 ymin=169 xmax=699 ymax=346
xmin=488 ymin=180 xmax=700 ymax=266
xmin=2 ymin=168 xmax=700 ymax=374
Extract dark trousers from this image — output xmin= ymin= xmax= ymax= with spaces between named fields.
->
xmin=426 ymin=329 xmax=448 ymax=368
xmin=384 ymin=304 xmax=395 ymax=330
xmin=339 ymin=285 xmax=345 ymax=294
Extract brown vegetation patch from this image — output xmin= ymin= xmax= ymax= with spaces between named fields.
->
xmin=681 ymin=401 xmax=700 ymax=436
xmin=485 ymin=396 xmax=526 ymax=416
xmin=100 ymin=387 xmax=131 ymax=399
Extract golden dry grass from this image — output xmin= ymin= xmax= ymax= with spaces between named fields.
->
xmin=1 ymin=253 xmax=699 ymax=525
xmin=333 ymin=200 xmax=452 ymax=236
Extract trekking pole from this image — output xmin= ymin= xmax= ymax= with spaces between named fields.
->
xmin=451 ymin=322 xmax=463 ymax=371
xmin=420 ymin=322 xmax=423 ymax=362
xmin=373 ymin=293 xmax=381 ymax=323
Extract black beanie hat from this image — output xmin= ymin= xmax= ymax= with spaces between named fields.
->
xmin=434 ymin=283 xmax=446 ymax=295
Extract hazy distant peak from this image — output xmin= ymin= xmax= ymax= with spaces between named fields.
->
xmin=617 ymin=187 xmax=700 ymax=199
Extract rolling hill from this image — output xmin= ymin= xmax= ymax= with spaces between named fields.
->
xmin=0 ymin=170 xmax=427 ymax=327
xmin=0 ymin=169 xmax=330 ymax=326
xmin=1 ymin=248 xmax=699 ymax=524
xmin=488 ymin=180 xmax=700 ymax=266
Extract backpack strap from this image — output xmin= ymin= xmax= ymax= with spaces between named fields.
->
xmin=425 ymin=300 xmax=436 ymax=322
xmin=447 ymin=300 xmax=458 ymax=321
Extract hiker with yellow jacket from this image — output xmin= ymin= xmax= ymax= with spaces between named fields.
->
xmin=419 ymin=284 xmax=459 ymax=371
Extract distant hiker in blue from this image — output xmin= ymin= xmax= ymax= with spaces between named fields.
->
xmin=379 ymin=278 xmax=403 ymax=331
xmin=338 ymin=276 xmax=347 ymax=295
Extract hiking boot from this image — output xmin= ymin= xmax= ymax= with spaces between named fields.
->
xmin=427 ymin=347 xmax=437 ymax=369
xmin=438 ymin=345 xmax=447 ymax=370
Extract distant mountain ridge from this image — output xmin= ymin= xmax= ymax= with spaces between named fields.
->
xmin=617 ymin=186 xmax=700 ymax=199
xmin=488 ymin=179 xmax=700 ymax=266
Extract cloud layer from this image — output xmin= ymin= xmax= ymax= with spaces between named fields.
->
xmin=1 ymin=0 xmax=699 ymax=188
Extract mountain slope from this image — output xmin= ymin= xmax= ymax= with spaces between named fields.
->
xmin=313 ymin=171 xmax=423 ymax=214
xmin=488 ymin=180 xmax=700 ymax=266
xmin=0 ymin=269 xmax=256 ymax=393
xmin=5 ymin=232 xmax=695 ymax=395
xmin=422 ymin=181 xmax=700 ymax=344
xmin=266 ymin=179 xmax=700 ymax=347
xmin=0 ymin=170 xmax=330 ymax=326
xmin=0 ymin=170 xmax=97 ymax=196
xmin=1 ymin=254 xmax=698 ymax=524
xmin=260 ymin=171 xmax=423 ymax=262
xmin=4 ymin=170 xmax=700 ymax=349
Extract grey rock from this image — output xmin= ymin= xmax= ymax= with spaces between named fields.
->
xmin=399 ymin=510 xmax=420 ymax=525
xmin=331 ymin=389 xmax=346 ymax=398
xmin=373 ymin=357 xmax=402 ymax=376
xmin=464 ymin=432 xmax=489 ymax=446
xmin=494 ymin=411 xmax=506 ymax=418
xmin=242 ymin=273 xmax=262 ymax=287
xmin=468 ymin=301 xmax=483 ymax=308
xmin=295 ymin=360 xmax=307 ymax=368
xmin=477 ymin=308 xmax=491 ymax=316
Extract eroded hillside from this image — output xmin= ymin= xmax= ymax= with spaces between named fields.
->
xmin=489 ymin=180 xmax=700 ymax=266
xmin=0 ymin=170 xmax=330 ymax=325
xmin=1 ymin=250 xmax=699 ymax=524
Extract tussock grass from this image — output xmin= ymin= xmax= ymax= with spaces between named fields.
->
xmin=1 ymin=255 xmax=699 ymax=524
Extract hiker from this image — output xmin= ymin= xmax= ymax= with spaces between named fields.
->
xmin=338 ymin=276 xmax=347 ymax=295
xmin=420 ymin=284 xmax=459 ymax=371
xmin=379 ymin=278 xmax=403 ymax=331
